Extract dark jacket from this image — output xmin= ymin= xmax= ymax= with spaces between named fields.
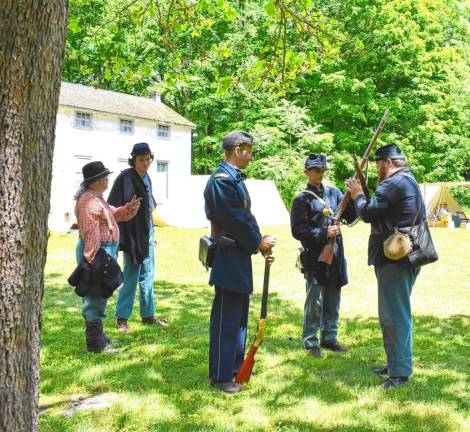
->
xmin=68 ymin=248 xmax=123 ymax=298
xmin=108 ymin=168 xmax=156 ymax=265
xmin=290 ymin=183 xmax=356 ymax=288
xmin=354 ymin=168 xmax=427 ymax=266
xmin=204 ymin=160 xmax=262 ymax=294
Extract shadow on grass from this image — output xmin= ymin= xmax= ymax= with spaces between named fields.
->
xmin=40 ymin=277 xmax=469 ymax=431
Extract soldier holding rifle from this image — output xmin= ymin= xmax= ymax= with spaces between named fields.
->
xmin=346 ymin=143 xmax=427 ymax=389
xmin=291 ymin=154 xmax=356 ymax=358
xmin=203 ymin=131 xmax=276 ymax=394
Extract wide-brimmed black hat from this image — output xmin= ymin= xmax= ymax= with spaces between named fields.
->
xmin=375 ymin=143 xmax=406 ymax=161
xmin=222 ymin=131 xmax=254 ymax=150
xmin=81 ymin=161 xmax=112 ymax=187
xmin=305 ymin=153 xmax=329 ymax=169
xmin=131 ymin=142 xmax=152 ymax=156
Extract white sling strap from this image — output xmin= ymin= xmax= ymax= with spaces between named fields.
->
xmin=302 ymin=189 xmax=334 ymax=217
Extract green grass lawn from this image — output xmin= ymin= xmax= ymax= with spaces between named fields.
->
xmin=40 ymin=223 xmax=470 ymax=432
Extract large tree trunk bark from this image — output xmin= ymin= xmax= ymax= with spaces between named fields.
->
xmin=0 ymin=2 xmax=68 ymax=431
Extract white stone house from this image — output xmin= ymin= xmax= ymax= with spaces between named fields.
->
xmin=49 ymin=81 xmax=195 ymax=232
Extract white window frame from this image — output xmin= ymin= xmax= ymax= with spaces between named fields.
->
xmin=155 ymin=160 xmax=169 ymax=201
xmin=74 ymin=111 xmax=92 ymax=130
xmin=156 ymin=124 xmax=171 ymax=139
xmin=119 ymin=118 xmax=134 ymax=135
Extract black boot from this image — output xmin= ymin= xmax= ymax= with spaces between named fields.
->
xmin=96 ymin=321 xmax=119 ymax=353
xmin=85 ymin=320 xmax=115 ymax=353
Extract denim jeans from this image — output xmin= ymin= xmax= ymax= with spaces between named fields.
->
xmin=115 ymin=224 xmax=155 ymax=319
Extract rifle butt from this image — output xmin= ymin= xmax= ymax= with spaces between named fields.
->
xmin=235 ymin=344 xmax=258 ymax=384
xmin=318 ymin=242 xmax=334 ymax=265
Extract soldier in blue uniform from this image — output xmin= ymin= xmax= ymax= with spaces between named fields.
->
xmin=291 ymin=154 xmax=356 ymax=358
xmin=346 ymin=143 xmax=424 ymax=389
xmin=204 ymin=131 xmax=277 ymax=394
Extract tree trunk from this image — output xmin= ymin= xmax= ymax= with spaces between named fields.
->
xmin=0 ymin=2 xmax=68 ymax=431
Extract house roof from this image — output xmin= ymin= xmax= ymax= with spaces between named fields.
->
xmin=59 ymin=81 xmax=196 ymax=128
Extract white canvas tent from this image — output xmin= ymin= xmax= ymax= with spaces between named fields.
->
xmin=157 ymin=175 xmax=290 ymax=227
xmin=419 ymin=182 xmax=470 ymax=226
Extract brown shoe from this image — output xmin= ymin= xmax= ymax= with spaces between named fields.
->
xmin=142 ymin=316 xmax=169 ymax=327
xmin=320 ymin=341 xmax=349 ymax=352
xmin=306 ymin=346 xmax=323 ymax=358
xmin=116 ymin=318 xmax=129 ymax=333
xmin=380 ymin=377 xmax=408 ymax=389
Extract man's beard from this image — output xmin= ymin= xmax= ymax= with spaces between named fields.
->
xmin=376 ymin=170 xmax=386 ymax=187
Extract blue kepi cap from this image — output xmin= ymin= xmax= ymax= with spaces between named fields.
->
xmin=131 ymin=142 xmax=152 ymax=156
xmin=305 ymin=153 xmax=329 ymax=169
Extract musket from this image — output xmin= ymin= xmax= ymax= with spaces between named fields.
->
xmin=352 ymin=152 xmax=370 ymax=201
xmin=235 ymin=252 xmax=272 ymax=384
xmin=318 ymin=109 xmax=390 ymax=265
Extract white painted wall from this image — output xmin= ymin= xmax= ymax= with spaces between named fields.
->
xmin=49 ymin=106 xmax=192 ymax=231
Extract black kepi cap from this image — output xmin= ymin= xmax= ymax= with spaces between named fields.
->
xmin=375 ymin=143 xmax=406 ymax=161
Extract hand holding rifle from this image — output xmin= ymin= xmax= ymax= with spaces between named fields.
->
xmin=259 ymin=235 xmax=276 ymax=263
xmin=346 ymin=178 xmax=366 ymax=201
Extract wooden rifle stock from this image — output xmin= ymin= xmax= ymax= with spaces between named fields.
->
xmin=235 ymin=254 xmax=271 ymax=384
xmin=352 ymin=152 xmax=370 ymax=201
xmin=318 ymin=109 xmax=390 ymax=265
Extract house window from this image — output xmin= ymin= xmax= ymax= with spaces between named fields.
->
xmin=74 ymin=111 xmax=92 ymax=129
xmin=155 ymin=161 xmax=169 ymax=202
xmin=156 ymin=162 xmax=168 ymax=173
xmin=156 ymin=124 xmax=170 ymax=139
xmin=119 ymin=118 xmax=134 ymax=135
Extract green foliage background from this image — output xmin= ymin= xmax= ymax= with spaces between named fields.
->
xmin=64 ymin=0 xmax=470 ymax=207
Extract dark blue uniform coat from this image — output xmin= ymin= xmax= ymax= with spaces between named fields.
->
xmin=355 ymin=168 xmax=425 ymax=266
xmin=204 ymin=160 xmax=262 ymax=294
xmin=291 ymin=183 xmax=356 ymax=288
xmin=203 ymin=160 xmax=262 ymax=382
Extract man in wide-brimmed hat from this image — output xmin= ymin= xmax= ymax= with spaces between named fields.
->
xmin=291 ymin=153 xmax=356 ymax=359
xmin=74 ymin=161 xmax=141 ymax=353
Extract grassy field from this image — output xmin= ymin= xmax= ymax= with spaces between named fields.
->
xmin=40 ymin=223 xmax=470 ymax=432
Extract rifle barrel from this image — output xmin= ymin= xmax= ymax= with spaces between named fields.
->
xmin=334 ymin=109 xmax=390 ymax=223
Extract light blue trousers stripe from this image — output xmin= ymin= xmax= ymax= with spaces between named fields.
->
xmin=75 ymin=238 xmax=118 ymax=321
xmin=115 ymin=226 xmax=155 ymax=320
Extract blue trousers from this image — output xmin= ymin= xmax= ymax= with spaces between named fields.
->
xmin=115 ymin=226 xmax=155 ymax=320
xmin=209 ymin=286 xmax=249 ymax=382
xmin=303 ymin=270 xmax=341 ymax=349
xmin=75 ymin=238 xmax=118 ymax=321
xmin=375 ymin=262 xmax=420 ymax=377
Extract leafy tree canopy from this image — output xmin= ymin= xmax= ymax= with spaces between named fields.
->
xmin=64 ymin=0 xmax=470 ymax=206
